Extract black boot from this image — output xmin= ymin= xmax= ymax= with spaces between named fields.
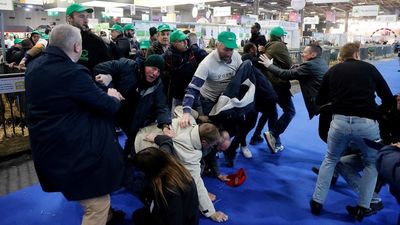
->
xmin=346 ymin=205 xmax=368 ymax=221
xmin=310 ymin=199 xmax=322 ymax=215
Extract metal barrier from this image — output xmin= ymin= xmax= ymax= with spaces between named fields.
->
xmin=0 ymin=63 xmax=28 ymax=159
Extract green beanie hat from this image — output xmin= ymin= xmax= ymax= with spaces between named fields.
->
xmin=144 ymin=55 xmax=165 ymax=71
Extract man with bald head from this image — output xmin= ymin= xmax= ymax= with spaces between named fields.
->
xmin=25 ymin=24 xmax=125 ymax=225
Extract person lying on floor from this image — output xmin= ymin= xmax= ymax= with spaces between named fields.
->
xmin=132 ymin=147 xmax=199 ymax=225
xmin=376 ymin=93 xmax=400 ymax=204
xmin=134 ymin=107 xmax=229 ymax=223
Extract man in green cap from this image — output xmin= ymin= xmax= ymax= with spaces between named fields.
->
xmin=253 ymin=26 xmax=294 ymax=154
xmin=29 ymin=30 xmax=41 ymax=46
xmin=5 ymin=38 xmax=23 ymax=63
xmin=180 ymin=31 xmax=254 ymax=166
xmin=109 ymin=24 xmax=130 ymax=59
xmin=66 ymin=3 xmax=112 ymax=76
xmin=146 ymin=23 xmax=172 ymax=57
xmin=163 ymin=30 xmax=207 ymax=112
xmin=123 ymin=24 xmax=139 ymax=56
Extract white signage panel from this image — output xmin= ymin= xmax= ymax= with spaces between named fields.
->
xmin=304 ymin=16 xmax=320 ymax=25
xmin=213 ymin=6 xmax=231 ymax=17
xmin=376 ymin=15 xmax=397 ymax=22
xmin=105 ymin=7 xmax=124 ymax=17
xmin=352 ymin=5 xmax=380 ymax=17
xmin=121 ymin=17 xmax=132 ymax=23
xmin=0 ymin=0 xmax=13 ymax=10
xmin=0 ymin=77 xmax=25 ymax=94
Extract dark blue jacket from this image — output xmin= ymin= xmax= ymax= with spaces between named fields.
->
xmin=94 ymin=58 xmax=171 ymax=139
xmin=377 ymin=145 xmax=400 ymax=204
xmin=25 ymin=46 xmax=124 ymax=201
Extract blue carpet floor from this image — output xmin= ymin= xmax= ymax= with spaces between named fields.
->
xmin=1 ymin=59 xmax=400 ymax=225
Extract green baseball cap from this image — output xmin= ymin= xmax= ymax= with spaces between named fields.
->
xmin=270 ymin=26 xmax=287 ymax=37
xmin=109 ymin=24 xmax=124 ymax=33
xmin=169 ymin=30 xmax=187 ymax=43
xmin=157 ymin=24 xmax=172 ymax=32
xmin=14 ymin=38 xmax=23 ymax=44
xmin=217 ymin=31 xmax=238 ymax=49
xmin=66 ymin=3 xmax=94 ymax=16
xmin=123 ymin=24 xmax=135 ymax=31
xmin=31 ymin=30 xmax=41 ymax=35
xmin=42 ymin=34 xmax=49 ymax=40
xmin=139 ymin=39 xmax=150 ymax=49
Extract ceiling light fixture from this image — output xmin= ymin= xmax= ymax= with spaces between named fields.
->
xmin=192 ymin=6 xmax=198 ymax=18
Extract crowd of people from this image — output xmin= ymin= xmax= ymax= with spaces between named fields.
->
xmin=16 ymin=3 xmax=400 ymax=225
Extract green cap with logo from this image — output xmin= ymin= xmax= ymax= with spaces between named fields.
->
xmin=157 ymin=24 xmax=172 ymax=32
xmin=124 ymin=24 xmax=135 ymax=31
xmin=270 ymin=26 xmax=287 ymax=37
xmin=139 ymin=39 xmax=150 ymax=49
xmin=169 ymin=30 xmax=187 ymax=43
xmin=217 ymin=31 xmax=238 ymax=49
xmin=14 ymin=38 xmax=23 ymax=44
xmin=109 ymin=24 xmax=124 ymax=33
xmin=66 ymin=3 xmax=93 ymax=16
xmin=31 ymin=30 xmax=41 ymax=35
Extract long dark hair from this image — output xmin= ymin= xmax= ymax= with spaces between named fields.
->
xmin=134 ymin=147 xmax=193 ymax=207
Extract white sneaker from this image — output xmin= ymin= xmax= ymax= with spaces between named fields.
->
xmin=274 ymin=145 xmax=285 ymax=152
xmin=264 ymin=131 xmax=276 ymax=153
xmin=241 ymin=145 xmax=252 ymax=158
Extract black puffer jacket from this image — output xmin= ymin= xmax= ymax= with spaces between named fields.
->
xmin=266 ymin=56 xmax=329 ymax=119
xmin=163 ymin=44 xmax=207 ymax=100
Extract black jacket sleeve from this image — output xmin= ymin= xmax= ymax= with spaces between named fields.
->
xmin=267 ymin=62 xmax=311 ymax=80
xmin=154 ymin=135 xmax=175 ymax=155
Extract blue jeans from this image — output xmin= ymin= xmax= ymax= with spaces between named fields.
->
xmin=269 ymin=93 xmax=295 ymax=145
xmin=312 ymin=114 xmax=380 ymax=208
xmin=336 ymin=152 xmax=381 ymax=204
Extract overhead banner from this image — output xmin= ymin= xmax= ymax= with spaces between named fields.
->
xmin=352 ymin=5 xmax=379 ymax=17
xmin=121 ymin=17 xmax=132 ymax=23
xmin=0 ymin=0 xmax=14 ymax=10
xmin=312 ymin=0 xmax=350 ymax=3
xmin=376 ymin=15 xmax=397 ymax=22
xmin=213 ymin=6 xmax=231 ymax=17
xmin=325 ymin=10 xmax=336 ymax=23
xmin=19 ymin=0 xmax=43 ymax=5
xmin=304 ymin=16 xmax=320 ymax=25
xmin=105 ymin=8 xmax=124 ymax=17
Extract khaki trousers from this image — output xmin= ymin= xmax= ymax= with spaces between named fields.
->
xmin=79 ymin=194 xmax=110 ymax=225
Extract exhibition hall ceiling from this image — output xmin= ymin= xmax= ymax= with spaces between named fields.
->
xmin=171 ymin=0 xmax=400 ymax=18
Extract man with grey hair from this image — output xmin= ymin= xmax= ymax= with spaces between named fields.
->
xmin=25 ymin=24 xmax=126 ymax=225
